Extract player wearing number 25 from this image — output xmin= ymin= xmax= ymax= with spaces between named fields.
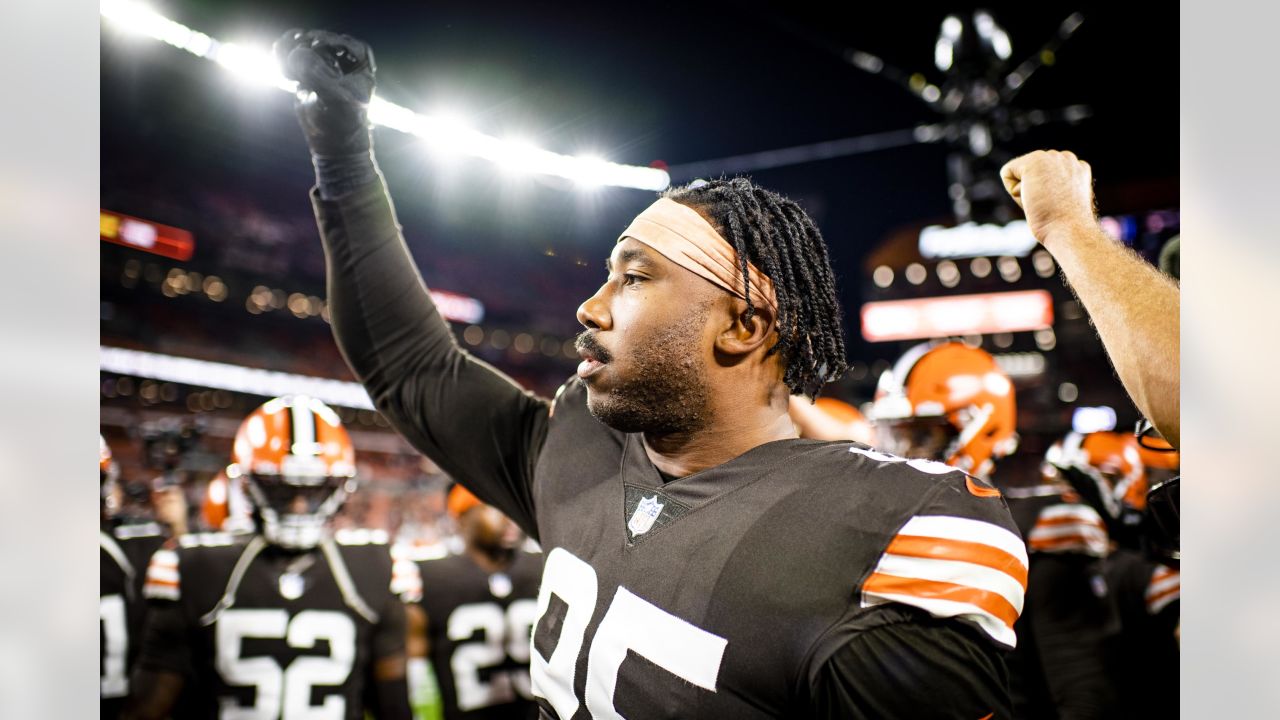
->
xmin=412 ymin=485 xmax=542 ymax=720
xmin=280 ymin=27 xmax=1027 ymax=720
xmin=123 ymin=396 xmax=423 ymax=719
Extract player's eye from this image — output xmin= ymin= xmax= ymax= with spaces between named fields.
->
xmin=621 ymin=273 xmax=645 ymax=286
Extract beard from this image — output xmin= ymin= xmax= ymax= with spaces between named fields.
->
xmin=576 ymin=310 xmax=712 ymax=435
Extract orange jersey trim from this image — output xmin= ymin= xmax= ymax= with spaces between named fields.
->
xmin=862 ymin=572 xmax=1020 ymax=628
xmin=887 ymin=535 xmax=1028 ymax=589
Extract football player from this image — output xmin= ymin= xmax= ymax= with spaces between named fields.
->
xmin=101 ymin=435 xmax=168 ymax=720
xmin=1046 ymin=431 xmax=1149 ymax=552
xmin=124 ymin=396 xmax=423 ymax=719
xmin=873 ymin=344 xmax=1118 ymax=719
xmin=411 ymin=484 xmax=541 ymax=720
xmin=1052 ymin=433 xmax=1179 ymax=718
xmin=280 ymin=29 xmax=1025 ymax=719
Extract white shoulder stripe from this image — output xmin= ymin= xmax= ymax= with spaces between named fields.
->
xmin=1028 ymin=523 xmax=1108 ymax=542
xmin=1038 ymin=504 xmax=1105 ymax=523
xmin=143 ymin=585 xmax=180 ymax=601
xmin=150 ymin=549 xmax=178 ymax=566
xmin=862 ymin=592 xmax=1017 ymax=648
xmin=146 ymin=566 xmax=179 ymax=583
xmin=1147 ymin=573 xmax=1180 ymax=597
xmin=898 ymin=516 xmax=1028 ymax=567
xmin=874 ymin=554 xmax=1025 ymax=614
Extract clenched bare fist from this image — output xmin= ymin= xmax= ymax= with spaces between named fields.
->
xmin=1000 ymin=150 xmax=1097 ymax=246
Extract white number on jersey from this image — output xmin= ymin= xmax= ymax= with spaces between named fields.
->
xmin=100 ymin=594 xmax=129 ymax=698
xmin=447 ymin=599 xmax=538 ymax=711
xmin=215 ymin=609 xmax=356 ymax=720
xmin=530 ymin=547 xmax=727 ymax=719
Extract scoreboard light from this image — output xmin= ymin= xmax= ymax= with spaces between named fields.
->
xmin=430 ymin=289 xmax=485 ymax=324
xmin=918 ymin=220 xmax=1038 ymax=259
xmin=861 ymin=290 xmax=1053 ymax=342
xmin=101 ymin=210 xmax=195 ymax=261
xmin=1072 ymin=406 xmax=1118 ymax=433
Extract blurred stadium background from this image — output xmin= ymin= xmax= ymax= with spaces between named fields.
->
xmin=99 ymin=1 xmax=1177 ymax=532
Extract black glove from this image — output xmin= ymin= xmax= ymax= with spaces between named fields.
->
xmin=274 ymin=29 xmax=376 ymax=157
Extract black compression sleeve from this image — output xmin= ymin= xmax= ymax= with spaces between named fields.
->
xmin=313 ymin=151 xmax=378 ymax=201
xmin=808 ymin=606 xmax=1010 ymax=720
xmin=310 ymin=178 xmax=549 ymax=537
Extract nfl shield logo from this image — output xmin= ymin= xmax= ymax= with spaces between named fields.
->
xmin=628 ymin=495 xmax=664 ymax=537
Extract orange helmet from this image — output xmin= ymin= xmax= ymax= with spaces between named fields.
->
xmin=1047 ymin=431 xmax=1147 ymax=513
xmin=1136 ymin=436 xmax=1179 ymax=471
xmin=1082 ymin=431 xmax=1147 ymax=511
xmin=201 ymin=469 xmax=254 ymax=533
xmin=872 ymin=342 xmax=1018 ymax=477
xmin=814 ymin=397 xmax=877 ymax=446
xmin=790 ymin=396 xmax=878 ymax=445
xmin=228 ymin=396 xmax=356 ymax=548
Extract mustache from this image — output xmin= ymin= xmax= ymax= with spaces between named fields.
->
xmin=574 ymin=331 xmax=612 ymax=363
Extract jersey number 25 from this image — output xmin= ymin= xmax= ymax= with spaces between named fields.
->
xmin=447 ymin=599 xmax=538 ymax=710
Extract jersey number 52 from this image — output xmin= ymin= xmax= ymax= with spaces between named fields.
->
xmin=215 ymin=609 xmax=355 ymax=720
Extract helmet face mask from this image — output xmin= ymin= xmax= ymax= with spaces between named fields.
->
xmin=243 ymin=473 xmax=354 ymax=549
xmin=230 ymin=396 xmax=357 ymax=549
xmin=878 ymin=415 xmax=962 ymax=462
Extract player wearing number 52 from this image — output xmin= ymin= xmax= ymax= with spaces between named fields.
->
xmin=409 ymin=485 xmax=541 ymax=720
xmin=284 ymin=28 xmax=1025 ymax=719
xmin=122 ymin=396 xmax=424 ymax=720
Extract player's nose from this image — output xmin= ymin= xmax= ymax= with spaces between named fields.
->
xmin=576 ymin=286 xmax=612 ymax=331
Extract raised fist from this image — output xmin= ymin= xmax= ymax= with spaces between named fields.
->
xmin=274 ymin=29 xmax=376 ymax=156
xmin=1000 ymin=150 xmax=1097 ymax=246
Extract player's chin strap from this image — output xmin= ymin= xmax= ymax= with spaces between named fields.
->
xmin=100 ymin=531 xmax=136 ymax=599
xmin=200 ymin=535 xmax=268 ymax=626
xmin=319 ymin=537 xmax=380 ymax=624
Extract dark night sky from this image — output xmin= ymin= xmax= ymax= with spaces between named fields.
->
xmin=101 ymin=1 xmax=1178 ymax=359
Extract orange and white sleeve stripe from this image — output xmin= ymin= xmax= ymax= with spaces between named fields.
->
xmin=1027 ymin=504 xmax=1109 ymax=557
xmin=142 ymin=548 xmax=180 ymax=601
xmin=1145 ymin=565 xmax=1180 ymax=614
xmin=861 ymin=515 xmax=1028 ymax=648
xmin=390 ymin=554 xmax=423 ymax=604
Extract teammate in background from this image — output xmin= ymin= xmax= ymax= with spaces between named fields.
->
xmin=280 ymin=29 xmax=1025 ymax=718
xmin=871 ymin=342 xmax=1019 ymax=480
xmin=101 ymin=435 xmax=169 ymax=720
xmin=410 ymin=485 xmax=541 ymax=720
xmin=1000 ymin=151 xmax=1179 ymax=448
xmin=873 ymin=343 xmax=1117 ymax=719
xmin=1045 ymin=432 xmax=1149 ymax=552
xmin=1048 ymin=433 xmax=1180 ymax=718
xmin=124 ymin=396 xmax=422 ymax=720
xmin=1102 ymin=545 xmax=1179 ymax=719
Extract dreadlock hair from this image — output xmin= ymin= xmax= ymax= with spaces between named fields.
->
xmin=661 ymin=177 xmax=848 ymax=399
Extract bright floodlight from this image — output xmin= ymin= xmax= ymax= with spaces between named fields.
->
xmin=99 ymin=0 xmax=670 ymax=191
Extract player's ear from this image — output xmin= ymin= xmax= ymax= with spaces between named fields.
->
xmin=714 ymin=296 xmax=775 ymax=358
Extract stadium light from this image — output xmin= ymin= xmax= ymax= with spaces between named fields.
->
xmin=100 ymin=346 xmax=375 ymax=409
xmin=99 ymin=0 xmax=670 ymax=191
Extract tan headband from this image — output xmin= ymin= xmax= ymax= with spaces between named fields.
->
xmin=617 ymin=198 xmax=778 ymax=316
